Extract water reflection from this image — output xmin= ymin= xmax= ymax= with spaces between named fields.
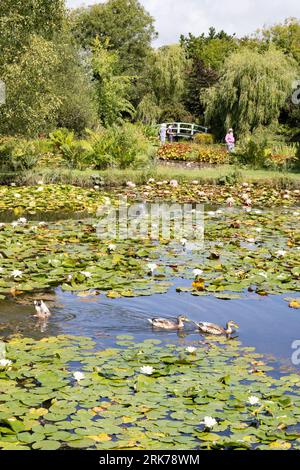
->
xmin=1 ymin=283 xmax=299 ymax=371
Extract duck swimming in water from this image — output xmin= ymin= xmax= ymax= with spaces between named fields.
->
xmin=148 ymin=315 xmax=189 ymax=330
xmin=193 ymin=320 xmax=238 ymax=336
xmin=33 ymin=300 xmax=51 ymax=320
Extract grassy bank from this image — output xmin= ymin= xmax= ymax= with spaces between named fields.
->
xmin=0 ymin=165 xmax=300 ymax=189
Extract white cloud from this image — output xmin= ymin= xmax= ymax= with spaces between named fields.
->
xmin=66 ymin=0 xmax=300 ymax=45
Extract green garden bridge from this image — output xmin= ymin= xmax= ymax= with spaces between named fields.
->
xmin=159 ymin=122 xmax=209 ymax=139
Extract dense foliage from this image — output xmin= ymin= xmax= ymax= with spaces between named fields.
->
xmin=0 ymin=1 xmax=300 ymax=164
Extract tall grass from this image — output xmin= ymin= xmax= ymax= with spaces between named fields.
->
xmin=1 ymin=165 xmax=299 ymax=189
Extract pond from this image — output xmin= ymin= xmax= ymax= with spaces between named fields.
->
xmin=0 ymin=191 xmax=300 ymax=450
xmin=0 ymin=285 xmax=299 ymax=370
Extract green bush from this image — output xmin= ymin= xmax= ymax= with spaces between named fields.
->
xmin=237 ymin=130 xmax=299 ymax=170
xmin=0 ymin=124 xmax=156 ymax=172
xmin=87 ymin=123 xmax=155 ymax=170
xmin=0 ymin=137 xmax=43 ymax=171
xmin=193 ymin=133 xmax=214 ymax=145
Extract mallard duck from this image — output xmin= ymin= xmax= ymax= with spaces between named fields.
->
xmin=33 ymin=300 xmax=51 ymax=320
xmin=193 ymin=320 xmax=238 ymax=336
xmin=148 ymin=315 xmax=189 ymax=330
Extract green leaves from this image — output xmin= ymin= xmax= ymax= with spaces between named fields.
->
xmin=1 ymin=335 xmax=300 ymax=450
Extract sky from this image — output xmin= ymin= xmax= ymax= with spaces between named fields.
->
xmin=66 ymin=0 xmax=300 ymax=45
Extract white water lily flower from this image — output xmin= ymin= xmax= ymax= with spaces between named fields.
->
xmin=37 ymin=180 xmax=44 ymax=185
xmin=193 ymin=269 xmax=203 ymax=278
xmin=169 ymin=179 xmax=178 ymax=187
xmin=207 ymin=211 xmax=215 ymax=217
xmin=11 ymin=221 xmax=19 ymax=228
xmin=73 ymin=371 xmax=85 ymax=382
xmin=147 ymin=263 xmax=157 ymax=274
xmin=180 ymin=238 xmax=187 ymax=247
xmin=140 ymin=366 xmax=154 ymax=375
xmin=108 ymin=243 xmax=116 ymax=251
xmin=126 ymin=181 xmax=136 ymax=188
xmin=14 ymin=193 xmax=21 ymax=199
xmin=11 ymin=270 xmax=23 ymax=279
xmin=246 ymin=238 xmax=256 ymax=243
xmin=255 ymin=228 xmax=262 ymax=233
xmin=293 ymin=211 xmax=299 ymax=216
xmin=0 ymin=359 xmax=12 ymax=367
xmin=148 ymin=178 xmax=155 ymax=183
xmin=94 ymin=185 xmax=100 ymax=190
xmin=203 ymin=416 xmax=217 ymax=428
xmin=275 ymin=250 xmax=286 ymax=258
xmin=192 ymin=180 xmax=199 ymax=185
xmin=38 ymin=222 xmax=47 ymax=227
xmin=80 ymin=271 xmax=92 ymax=279
xmin=18 ymin=217 xmax=27 ymax=224
xmin=37 ymin=187 xmax=44 ymax=192
xmin=186 ymin=347 xmax=196 ymax=353
xmin=0 ymin=223 xmax=5 ymax=228
xmin=258 ymin=272 xmax=268 ymax=279
xmin=10 ymin=183 xmax=16 ymax=187
xmin=248 ymin=396 xmax=260 ymax=406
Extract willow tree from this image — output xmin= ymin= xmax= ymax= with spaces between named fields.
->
xmin=136 ymin=44 xmax=189 ymax=123
xmin=203 ymin=47 xmax=297 ymax=138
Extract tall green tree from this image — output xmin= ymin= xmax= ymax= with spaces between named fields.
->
xmin=259 ymin=18 xmax=300 ymax=64
xmin=136 ymin=45 xmax=189 ymax=123
xmin=0 ymin=0 xmax=66 ymax=68
xmin=203 ymin=47 xmax=297 ymax=138
xmin=91 ymin=38 xmax=134 ymax=127
xmin=70 ymin=0 xmax=157 ymax=75
xmin=180 ymin=28 xmax=238 ymax=119
xmin=0 ymin=36 xmax=62 ymax=136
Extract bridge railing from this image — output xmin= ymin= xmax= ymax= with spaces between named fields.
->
xmin=158 ymin=122 xmax=209 ymax=137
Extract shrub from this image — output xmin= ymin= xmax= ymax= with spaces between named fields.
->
xmin=87 ymin=123 xmax=155 ymax=170
xmin=196 ymin=145 xmax=228 ymax=164
xmin=157 ymin=143 xmax=229 ymax=164
xmin=0 ymin=137 xmax=43 ymax=171
xmin=237 ymin=131 xmax=299 ymax=170
xmin=157 ymin=143 xmax=193 ymax=161
xmin=193 ymin=133 xmax=214 ymax=145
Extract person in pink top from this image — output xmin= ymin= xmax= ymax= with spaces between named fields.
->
xmin=225 ymin=128 xmax=235 ymax=153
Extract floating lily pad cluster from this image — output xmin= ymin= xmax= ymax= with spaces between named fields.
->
xmin=0 ymin=201 xmax=299 ymax=298
xmin=0 ymin=336 xmax=300 ymax=450
xmin=120 ymin=180 xmax=300 ymax=207
xmin=0 ymin=185 xmax=109 ymax=215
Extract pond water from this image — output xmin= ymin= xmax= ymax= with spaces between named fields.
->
xmin=0 ymin=282 xmax=298 ymax=371
xmin=1 ymin=197 xmax=300 ymax=451
xmin=0 ymin=201 xmax=299 ymax=373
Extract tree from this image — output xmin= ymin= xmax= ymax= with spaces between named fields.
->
xmin=136 ymin=45 xmax=189 ymax=123
xmin=259 ymin=18 xmax=300 ymax=64
xmin=91 ymin=38 xmax=134 ymax=127
xmin=0 ymin=2 xmax=99 ymax=136
xmin=180 ymin=29 xmax=238 ymax=119
xmin=0 ymin=36 xmax=62 ymax=136
xmin=70 ymin=0 xmax=157 ymax=75
xmin=54 ymin=36 xmax=98 ymax=134
xmin=0 ymin=0 xmax=66 ymax=68
xmin=203 ymin=47 xmax=297 ymax=138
